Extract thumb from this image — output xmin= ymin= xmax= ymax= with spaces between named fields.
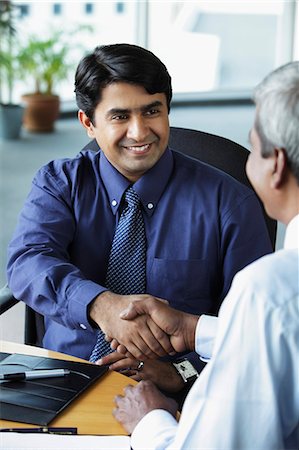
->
xmin=120 ymin=296 xmax=169 ymax=320
xmin=119 ymin=302 xmax=140 ymax=320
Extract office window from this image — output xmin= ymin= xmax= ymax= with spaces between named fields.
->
xmin=85 ymin=3 xmax=94 ymax=15
xmin=10 ymin=0 xmax=297 ymax=102
xmin=53 ymin=3 xmax=62 ymax=15
xmin=147 ymin=1 xmax=295 ymax=93
xmin=10 ymin=0 xmax=138 ymax=102
xmin=116 ymin=2 xmax=125 ymax=14
xmin=17 ymin=3 xmax=29 ymax=18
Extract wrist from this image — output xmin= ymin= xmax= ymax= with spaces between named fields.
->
xmin=89 ymin=290 xmax=113 ymax=328
xmin=183 ymin=313 xmax=200 ymax=350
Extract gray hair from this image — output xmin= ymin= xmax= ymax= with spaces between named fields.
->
xmin=253 ymin=61 xmax=299 ymax=183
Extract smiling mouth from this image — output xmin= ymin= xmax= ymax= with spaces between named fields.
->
xmin=123 ymin=144 xmax=151 ymax=153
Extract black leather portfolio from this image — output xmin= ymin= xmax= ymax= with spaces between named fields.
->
xmin=0 ymin=352 xmax=108 ymax=426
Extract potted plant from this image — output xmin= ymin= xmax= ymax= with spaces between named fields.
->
xmin=0 ymin=0 xmax=24 ymax=140
xmin=18 ymin=30 xmax=75 ymax=133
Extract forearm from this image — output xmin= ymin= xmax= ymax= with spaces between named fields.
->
xmin=6 ymin=179 xmax=106 ymax=330
xmin=7 ymin=251 xmax=106 ymax=330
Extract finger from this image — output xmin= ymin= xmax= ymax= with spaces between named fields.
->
xmin=123 ymin=384 xmax=136 ymax=395
xmin=130 ymin=372 xmax=143 ymax=382
xmin=120 ymin=322 xmax=165 ymax=360
xmin=115 ymin=343 xmax=127 ymax=354
xmin=114 ymin=394 xmax=123 ymax=403
xmin=124 ymin=336 xmax=162 ymax=360
xmin=146 ymin=317 xmax=176 ymax=355
xmin=96 ymin=351 xmax=126 ymax=366
xmin=120 ymin=339 xmax=152 ymax=360
xmin=129 ymin=317 xmax=171 ymax=358
xmin=116 ymin=345 xmax=135 ymax=359
xmin=117 ymin=316 xmax=170 ymax=359
xmin=108 ymin=357 xmax=136 ymax=371
xmin=110 ymin=338 xmax=120 ymax=350
xmin=119 ymin=369 xmax=138 ymax=377
xmin=112 ymin=407 xmax=119 ymax=418
xmin=105 ymin=334 xmax=112 ymax=342
xmin=126 ymin=337 xmax=161 ymax=360
xmin=112 ymin=406 xmax=123 ymax=422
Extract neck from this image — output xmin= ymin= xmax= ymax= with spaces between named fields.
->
xmin=277 ymin=182 xmax=299 ymax=226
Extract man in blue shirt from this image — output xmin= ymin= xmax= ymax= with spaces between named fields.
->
xmin=7 ymin=43 xmax=272 ymax=399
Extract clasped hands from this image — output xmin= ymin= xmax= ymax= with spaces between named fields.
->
xmin=90 ymin=292 xmax=199 ymax=394
xmin=112 ymin=294 xmax=198 ymax=358
xmin=89 ymin=291 xmax=198 ymax=362
xmin=90 ymin=293 xmax=199 ymax=434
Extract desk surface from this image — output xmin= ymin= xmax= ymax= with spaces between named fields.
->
xmin=0 ymin=340 xmax=136 ymax=435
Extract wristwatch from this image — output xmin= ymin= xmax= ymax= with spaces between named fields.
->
xmin=172 ymin=358 xmax=199 ymax=384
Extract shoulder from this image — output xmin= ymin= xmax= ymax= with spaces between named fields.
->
xmin=40 ymin=149 xmax=99 ymax=175
xmin=33 ymin=150 xmax=100 ymax=187
xmin=170 ymin=150 xmax=260 ymax=220
xmin=171 ymin=149 xmax=252 ymax=196
xmin=233 ymin=249 xmax=299 ymax=309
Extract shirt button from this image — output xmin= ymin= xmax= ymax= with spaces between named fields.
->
xmin=111 ymin=199 xmax=117 ymax=207
xmin=147 ymin=203 xmax=154 ymax=210
xmin=80 ymin=323 xmax=87 ymax=330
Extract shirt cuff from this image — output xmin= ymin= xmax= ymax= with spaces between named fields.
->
xmin=67 ymin=280 xmax=107 ymax=332
xmin=131 ymin=409 xmax=178 ymax=450
xmin=195 ymin=314 xmax=218 ymax=360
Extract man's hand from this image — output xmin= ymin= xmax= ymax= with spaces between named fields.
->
xmin=98 ymin=352 xmax=185 ymax=393
xmin=89 ymin=291 xmax=175 ymax=360
xmin=113 ymin=380 xmax=178 ymax=434
xmin=119 ymin=297 xmax=199 ymax=353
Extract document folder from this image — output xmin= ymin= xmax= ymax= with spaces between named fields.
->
xmin=0 ymin=352 xmax=108 ymax=426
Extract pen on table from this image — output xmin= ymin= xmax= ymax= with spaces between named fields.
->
xmin=0 ymin=427 xmax=77 ymax=434
xmin=0 ymin=368 xmax=71 ymax=381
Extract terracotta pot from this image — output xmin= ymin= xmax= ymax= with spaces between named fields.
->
xmin=21 ymin=93 xmax=60 ymax=132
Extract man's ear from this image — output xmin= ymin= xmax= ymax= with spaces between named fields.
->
xmin=271 ymin=147 xmax=288 ymax=189
xmin=78 ymin=110 xmax=95 ymax=139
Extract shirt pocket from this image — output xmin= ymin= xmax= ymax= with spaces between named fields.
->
xmin=148 ymin=258 xmax=214 ymax=314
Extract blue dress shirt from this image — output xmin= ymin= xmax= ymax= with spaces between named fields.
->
xmin=7 ymin=147 xmax=272 ymax=362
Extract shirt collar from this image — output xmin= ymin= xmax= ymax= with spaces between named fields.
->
xmin=99 ymin=147 xmax=174 ymax=217
xmin=283 ymin=213 xmax=299 ymax=250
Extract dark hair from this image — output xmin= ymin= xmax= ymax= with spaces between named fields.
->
xmin=74 ymin=43 xmax=172 ymax=123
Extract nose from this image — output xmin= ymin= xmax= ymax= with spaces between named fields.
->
xmin=127 ymin=116 xmax=149 ymax=142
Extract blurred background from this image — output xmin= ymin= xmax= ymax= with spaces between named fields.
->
xmin=0 ymin=0 xmax=298 ymax=342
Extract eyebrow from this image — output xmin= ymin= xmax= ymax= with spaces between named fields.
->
xmin=106 ymin=100 xmax=164 ymax=118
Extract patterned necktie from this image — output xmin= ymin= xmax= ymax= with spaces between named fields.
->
xmin=89 ymin=186 xmax=147 ymax=362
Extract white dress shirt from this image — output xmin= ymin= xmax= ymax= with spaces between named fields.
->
xmin=131 ymin=215 xmax=299 ymax=450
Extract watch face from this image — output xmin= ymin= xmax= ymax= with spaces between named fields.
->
xmin=174 ymin=360 xmax=198 ymax=382
xmin=177 ymin=361 xmax=198 ymax=378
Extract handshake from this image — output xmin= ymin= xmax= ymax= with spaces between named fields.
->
xmin=103 ymin=295 xmax=200 ymax=360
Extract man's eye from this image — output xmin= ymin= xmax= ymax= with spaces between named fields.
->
xmin=112 ymin=114 xmax=128 ymax=120
xmin=145 ymin=109 xmax=159 ymax=116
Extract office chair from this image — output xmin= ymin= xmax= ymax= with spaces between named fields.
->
xmin=0 ymin=126 xmax=277 ymax=347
